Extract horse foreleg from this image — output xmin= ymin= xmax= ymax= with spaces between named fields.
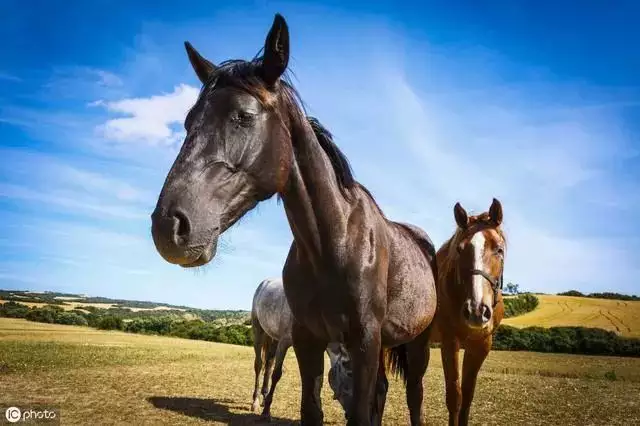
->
xmin=347 ymin=320 xmax=382 ymax=426
xmin=261 ymin=339 xmax=291 ymax=421
xmin=459 ymin=338 xmax=491 ymax=426
xmin=405 ymin=329 xmax=432 ymax=426
xmin=292 ymin=322 xmax=326 ymax=426
xmin=441 ymin=336 xmax=461 ymax=426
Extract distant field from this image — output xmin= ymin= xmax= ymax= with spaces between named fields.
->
xmin=1 ymin=318 xmax=639 ymax=425
xmin=0 ymin=298 xmax=186 ymax=312
xmin=503 ymin=295 xmax=640 ymax=337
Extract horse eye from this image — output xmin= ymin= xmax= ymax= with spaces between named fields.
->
xmin=496 ymin=247 xmax=504 ymax=256
xmin=233 ymin=110 xmax=255 ymax=125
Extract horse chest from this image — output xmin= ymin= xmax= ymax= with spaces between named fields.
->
xmin=287 ymin=283 xmax=350 ymax=342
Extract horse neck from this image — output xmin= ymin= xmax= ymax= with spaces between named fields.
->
xmin=280 ymin=118 xmax=350 ymax=263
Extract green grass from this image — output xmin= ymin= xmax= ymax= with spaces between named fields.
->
xmin=1 ymin=318 xmax=639 ymax=425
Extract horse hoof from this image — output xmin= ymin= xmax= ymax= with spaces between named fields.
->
xmin=251 ymin=401 xmax=260 ymax=413
xmin=259 ymin=413 xmax=272 ymax=423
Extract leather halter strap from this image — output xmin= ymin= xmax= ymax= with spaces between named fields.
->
xmin=470 ymin=268 xmax=503 ymax=308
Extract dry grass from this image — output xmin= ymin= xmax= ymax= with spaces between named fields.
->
xmin=1 ymin=318 xmax=639 ymax=425
xmin=503 ymin=295 xmax=640 ymax=337
xmin=0 ymin=299 xmax=186 ymax=312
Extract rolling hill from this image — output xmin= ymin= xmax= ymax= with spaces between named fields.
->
xmin=502 ymin=295 xmax=640 ymax=338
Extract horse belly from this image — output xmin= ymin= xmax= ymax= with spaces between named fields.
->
xmin=382 ymin=239 xmax=437 ymax=346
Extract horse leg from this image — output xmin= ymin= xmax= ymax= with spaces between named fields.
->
xmin=371 ymin=349 xmax=389 ymax=426
xmin=251 ymin=318 xmax=267 ymax=412
xmin=261 ymin=337 xmax=277 ymax=404
xmin=404 ymin=328 xmax=432 ymax=426
xmin=458 ymin=339 xmax=491 ymax=426
xmin=292 ymin=321 xmax=326 ymax=426
xmin=441 ymin=336 xmax=462 ymax=426
xmin=261 ymin=339 xmax=291 ymax=421
xmin=347 ymin=319 xmax=382 ymax=426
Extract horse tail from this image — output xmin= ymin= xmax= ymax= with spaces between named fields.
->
xmin=385 ymin=344 xmax=409 ymax=386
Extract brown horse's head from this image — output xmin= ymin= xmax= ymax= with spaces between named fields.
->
xmin=151 ymin=14 xmax=300 ymax=267
xmin=447 ymin=198 xmax=506 ymax=332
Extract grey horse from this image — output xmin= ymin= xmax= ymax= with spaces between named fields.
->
xmin=251 ymin=277 xmax=352 ymax=420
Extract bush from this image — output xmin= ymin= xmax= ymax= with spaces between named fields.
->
xmin=493 ymin=325 xmax=640 ymax=357
xmin=557 ymin=290 xmax=585 ymax=297
xmin=25 ymin=305 xmax=64 ymax=323
xmin=0 ymin=301 xmax=30 ymax=318
xmin=503 ymin=294 xmax=539 ymax=318
xmin=557 ymin=290 xmax=639 ymax=301
xmin=55 ymin=312 xmax=89 ymax=326
xmin=96 ymin=316 xmax=124 ymax=330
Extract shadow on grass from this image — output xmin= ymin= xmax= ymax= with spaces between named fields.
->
xmin=147 ymin=396 xmax=299 ymax=425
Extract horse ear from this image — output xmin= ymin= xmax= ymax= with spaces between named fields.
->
xmin=454 ymin=202 xmax=468 ymax=229
xmin=489 ymin=198 xmax=503 ymax=225
xmin=184 ymin=41 xmax=216 ymax=85
xmin=261 ymin=13 xmax=290 ymax=86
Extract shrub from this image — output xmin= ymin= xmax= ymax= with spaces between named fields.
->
xmin=0 ymin=301 xmax=30 ymax=318
xmin=25 ymin=305 xmax=64 ymax=323
xmin=493 ymin=325 xmax=640 ymax=357
xmin=96 ymin=316 xmax=124 ymax=330
xmin=503 ymin=294 xmax=539 ymax=318
xmin=55 ymin=312 xmax=89 ymax=326
xmin=557 ymin=290 xmax=585 ymax=297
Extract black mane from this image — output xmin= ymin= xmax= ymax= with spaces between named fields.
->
xmin=307 ymin=116 xmax=355 ymax=195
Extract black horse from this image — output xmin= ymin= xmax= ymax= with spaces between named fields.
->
xmin=151 ymin=14 xmax=437 ymax=425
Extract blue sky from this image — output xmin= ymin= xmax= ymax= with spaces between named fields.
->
xmin=1 ymin=0 xmax=638 ymax=309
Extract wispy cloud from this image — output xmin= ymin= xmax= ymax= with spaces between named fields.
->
xmin=0 ymin=71 xmax=21 ymax=82
xmin=43 ymin=66 xmax=125 ymax=101
xmin=96 ymin=84 xmax=199 ymax=146
xmin=0 ymin=183 xmax=147 ymax=220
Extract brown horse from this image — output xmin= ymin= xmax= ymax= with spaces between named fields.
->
xmin=431 ymin=198 xmax=506 ymax=426
xmin=150 ymin=14 xmax=438 ymax=426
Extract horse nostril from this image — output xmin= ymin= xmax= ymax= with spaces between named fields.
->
xmin=462 ymin=302 xmax=472 ymax=321
xmin=173 ymin=209 xmax=191 ymax=239
xmin=481 ymin=304 xmax=492 ymax=323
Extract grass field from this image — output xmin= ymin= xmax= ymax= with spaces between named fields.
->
xmin=1 ymin=318 xmax=639 ymax=425
xmin=503 ymin=295 xmax=640 ymax=337
xmin=0 ymin=298 xmax=187 ymax=313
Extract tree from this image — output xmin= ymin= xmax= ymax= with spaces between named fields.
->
xmin=504 ymin=282 xmax=519 ymax=295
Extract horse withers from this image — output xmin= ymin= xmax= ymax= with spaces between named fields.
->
xmin=431 ymin=198 xmax=507 ymax=426
xmin=150 ymin=14 xmax=438 ymax=425
xmin=250 ymin=277 xmax=352 ymax=420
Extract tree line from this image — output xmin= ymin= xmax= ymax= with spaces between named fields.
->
xmin=557 ymin=290 xmax=640 ymax=301
xmin=1 ymin=295 xmax=638 ymax=357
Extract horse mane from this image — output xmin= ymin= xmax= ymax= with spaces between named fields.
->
xmin=203 ymin=54 xmax=385 ymax=216
xmin=307 ymin=117 xmax=386 ymax=217
xmin=438 ymin=213 xmax=507 ymax=285
xmin=307 ymin=116 xmax=356 ymax=196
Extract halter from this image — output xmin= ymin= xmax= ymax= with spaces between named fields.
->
xmin=470 ymin=267 xmax=503 ymax=308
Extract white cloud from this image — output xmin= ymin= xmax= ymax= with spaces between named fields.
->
xmin=97 ymin=84 xmax=199 ymax=146
xmin=351 ymin=66 xmax=637 ymax=294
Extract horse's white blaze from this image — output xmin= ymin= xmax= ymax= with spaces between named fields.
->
xmin=470 ymin=231 xmax=486 ymax=307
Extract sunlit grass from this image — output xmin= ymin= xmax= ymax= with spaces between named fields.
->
xmin=503 ymin=295 xmax=640 ymax=337
xmin=1 ymin=318 xmax=639 ymax=425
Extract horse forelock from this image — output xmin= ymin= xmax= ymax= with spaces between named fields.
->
xmin=438 ymin=214 xmax=506 ymax=289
